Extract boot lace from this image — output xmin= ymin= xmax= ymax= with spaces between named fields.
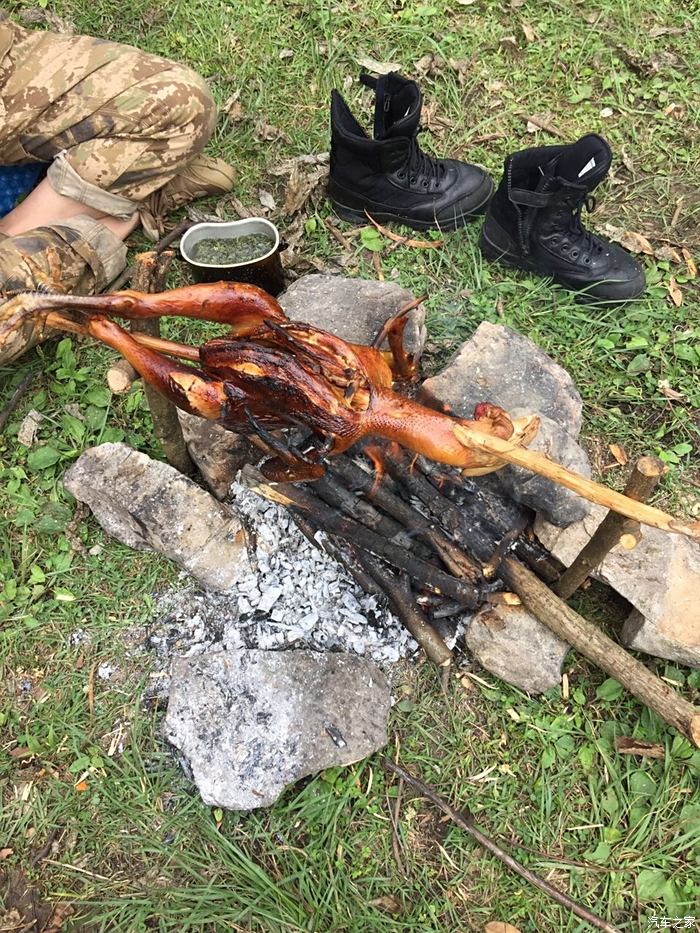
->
xmin=564 ymin=192 xmax=600 ymax=254
xmin=402 ymin=128 xmax=446 ymax=187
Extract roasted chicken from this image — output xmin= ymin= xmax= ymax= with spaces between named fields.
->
xmin=0 ymin=282 xmax=539 ymax=481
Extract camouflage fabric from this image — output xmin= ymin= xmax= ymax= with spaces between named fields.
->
xmin=0 ymin=215 xmax=128 ymax=365
xmin=0 ymin=17 xmax=217 ymax=211
xmin=0 ymin=17 xmax=233 ymax=365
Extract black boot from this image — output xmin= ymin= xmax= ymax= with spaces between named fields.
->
xmin=480 ymin=134 xmax=645 ymax=302
xmin=328 ymin=72 xmax=493 ymax=231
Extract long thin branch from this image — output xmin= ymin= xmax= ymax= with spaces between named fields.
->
xmin=384 ymin=759 xmax=621 ymax=933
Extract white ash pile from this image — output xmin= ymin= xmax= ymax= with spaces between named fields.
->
xmin=142 ymin=481 xmax=420 ymax=693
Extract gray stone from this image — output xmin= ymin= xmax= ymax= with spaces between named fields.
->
xmin=165 ymin=649 xmax=390 ymax=810
xmin=177 ymin=411 xmax=251 ymax=500
xmin=64 ymin=442 xmax=250 ymax=592
xmin=536 ymin=507 xmax=700 ymax=668
xmin=466 ymin=602 xmax=569 ymax=694
xmin=279 ymin=273 xmax=426 ymax=355
xmin=495 ymin=410 xmax=592 ymax=526
xmin=420 ymin=321 xmax=583 ymax=434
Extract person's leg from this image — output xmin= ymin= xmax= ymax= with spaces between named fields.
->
xmin=0 ymin=181 xmax=140 ymax=238
xmin=0 ymin=21 xmax=232 ymax=365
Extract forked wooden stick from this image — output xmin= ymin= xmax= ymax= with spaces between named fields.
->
xmin=453 ymin=424 xmax=700 ymax=540
xmin=554 ymin=456 xmax=665 ymax=599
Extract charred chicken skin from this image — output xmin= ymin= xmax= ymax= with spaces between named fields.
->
xmin=0 ymin=282 xmax=539 ymax=481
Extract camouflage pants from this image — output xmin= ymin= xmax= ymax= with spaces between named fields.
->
xmin=0 ymin=17 xmax=220 ymax=364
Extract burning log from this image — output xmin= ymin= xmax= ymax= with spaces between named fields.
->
xmin=243 ymin=467 xmax=481 ymax=610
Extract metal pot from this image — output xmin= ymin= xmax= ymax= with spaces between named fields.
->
xmin=180 ymin=217 xmax=285 ymax=296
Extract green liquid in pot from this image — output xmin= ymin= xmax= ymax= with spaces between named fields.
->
xmin=190 ymin=233 xmax=274 ymax=265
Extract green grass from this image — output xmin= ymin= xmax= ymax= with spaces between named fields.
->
xmin=1 ymin=0 xmax=700 ymax=929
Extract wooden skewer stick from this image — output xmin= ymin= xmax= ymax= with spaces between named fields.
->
xmin=554 ymin=456 xmax=665 ymax=600
xmin=453 ymin=424 xmax=699 ymax=540
xmin=44 ymin=312 xmax=200 ymax=363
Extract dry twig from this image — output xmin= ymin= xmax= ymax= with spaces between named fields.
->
xmin=384 ymin=759 xmax=622 ymax=933
xmin=365 ymin=211 xmax=443 ymax=249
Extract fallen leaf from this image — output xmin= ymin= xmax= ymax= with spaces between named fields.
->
xmin=283 ymin=164 xmax=328 ymax=215
xmin=45 ymin=904 xmax=74 ymax=933
xmin=370 ymin=895 xmax=403 ymax=913
xmin=222 ymin=92 xmax=245 ymax=121
xmin=254 ymin=119 xmax=291 ymax=143
xmin=663 ymin=102 xmax=684 ymax=119
xmin=449 ymin=57 xmax=470 ymax=84
xmin=620 ymin=149 xmax=634 ymax=173
xmin=258 ymin=189 xmax=276 ymax=211
xmin=9 ymin=747 xmax=33 ymax=759
xmin=682 ymin=247 xmax=697 ymax=278
xmin=485 ymin=921 xmax=523 ymax=932
xmin=0 ymin=848 xmax=13 ymax=859
xmin=654 ymin=245 xmax=682 ymax=263
xmin=63 ymin=403 xmax=84 ymax=421
xmin=279 ymin=48 xmax=294 ymax=60
xmin=357 ymin=55 xmax=401 ymax=75
xmin=615 ymin=736 xmax=665 ymax=759
xmin=658 ymin=379 xmax=686 ymax=402
xmin=499 ymin=35 xmax=520 ymax=56
xmin=667 ymin=277 xmax=682 ymax=307
xmin=17 ymin=409 xmax=43 ymax=447
xmin=619 ymin=230 xmax=654 ymax=255
xmin=521 ymin=21 xmax=536 ymax=42
xmin=413 ymin=53 xmax=436 ymax=77
xmin=649 ymin=25 xmax=684 ymax=37
xmin=608 ymin=444 xmax=628 ymax=466
xmin=0 ymin=909 xmax=23 ymax=932
xmin=269 ymin=152 xmax=329 ymax=176
xmin=523 ymin=113 xmax=566 ymax=138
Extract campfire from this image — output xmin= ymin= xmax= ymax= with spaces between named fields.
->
xmin=6 ymin=249 xmax=699 ymax=752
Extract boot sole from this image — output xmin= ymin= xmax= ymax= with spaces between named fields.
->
xmin=330 ymin=183 xmax=493 ymax=232
xmin=480 ymin=225 xmax=646 ymax=304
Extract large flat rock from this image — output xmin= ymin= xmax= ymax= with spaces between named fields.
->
xmin=536 ymin=506 xmax=700 ymax=668
xmin=64 ymin=442 xmax=249 ymax=592
xmin=279 ymin=273 xmax=426 ymax=354
xmin=420 ymin=322 xmax=589 ymax=525
xmin=466 ymin=603 xmax=569 ymax=694
xmin=421 ymin=321 xmax=583 ymax=434
xmin=165 ymin=649 xmax=390 ymax=810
